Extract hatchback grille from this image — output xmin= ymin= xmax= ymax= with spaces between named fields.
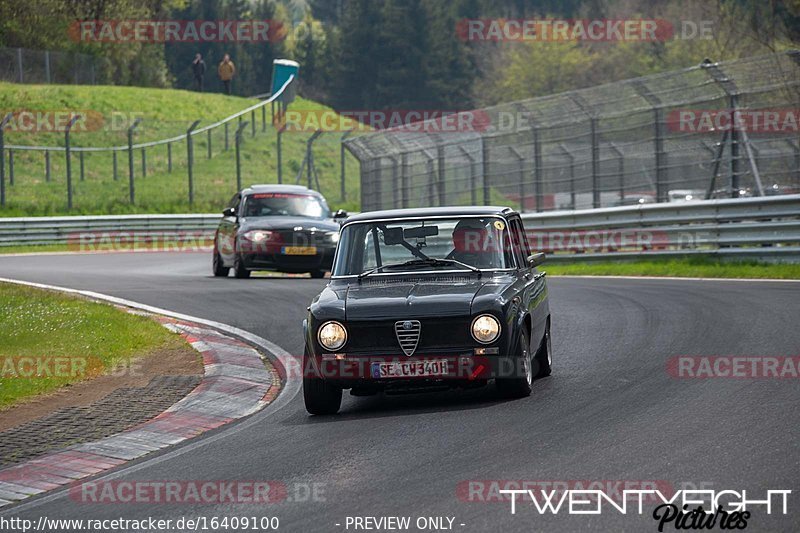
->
xmin=394 ymin=320 xmax=421 ymax=356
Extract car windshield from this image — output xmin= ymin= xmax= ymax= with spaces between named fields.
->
xmin=243 ymin=193 xmax=329 ymax=218
xmin=332 ymin=216 xmax=515 ymax=277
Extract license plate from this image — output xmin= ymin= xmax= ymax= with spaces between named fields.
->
xmin=281 ymin=246 xmax=317 ymax=255
xmin=371 ymin=360 xmax=449 ymax=379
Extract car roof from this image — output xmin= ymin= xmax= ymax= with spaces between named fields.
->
xmin=241 ymin=184 xmax=321 ymax=196
xmin=345 ymin=206 xmax=515 ymax=223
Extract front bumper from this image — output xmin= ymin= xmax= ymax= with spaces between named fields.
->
xmin=241 ymin=247 xmax=335 ymax=272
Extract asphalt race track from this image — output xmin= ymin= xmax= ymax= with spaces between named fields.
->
xmin=1 ymin=252 xmax=799 ymax=532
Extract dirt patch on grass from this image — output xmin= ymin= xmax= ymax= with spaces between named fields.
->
xmin=0 ymin=344 xmax=202 ymax=432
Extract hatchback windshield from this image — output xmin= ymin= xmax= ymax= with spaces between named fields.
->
xmin=242 ymin=193 xmax=329 ymax=218
xmin=333 ymin=217 xmax=515 ymax=276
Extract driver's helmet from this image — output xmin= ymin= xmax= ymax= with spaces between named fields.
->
xmin=452 ymin=218 xmax=491 ymax=254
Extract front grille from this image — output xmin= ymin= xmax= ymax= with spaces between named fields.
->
xmin=345 ymin=318 xmax=473 ymax=356
xmin=394 ymin=320 xmax=421 ymax=356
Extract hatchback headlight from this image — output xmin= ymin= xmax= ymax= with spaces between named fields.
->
xmin=242 ymin=230 xmax=274 ymax=242
xmin=471 ymin=314 xmax=500 ymax=344
xmin=318 ymin=321 xmax=347 ymax=350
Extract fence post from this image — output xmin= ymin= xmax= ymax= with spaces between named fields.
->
xmin=457 ymin=146 xmax=477 ymax=206
xmin=509 ymin=147 xmax=525 ymax=212
xmin=186 ymin=120 xmax=201 ymax=205
xmin=45 ymin=150 xmax=51 ymax=182
xmin=65 ymin=114 xmax=81 ymax=210
xmin=589 ymin=118 xmax=600 ymax=208
xmin=533 ymin=126 xmax=543 ymax=212
xmin=481 ymin=137 xmax=490 ymax=205
xmin=437 ymin=144 xmax=446 ymax=206
xmin=277 ymin=125 xmax=284 ymax=184
xmin=235 ymin=121 xmax=249 ymax=192
xmin=224 ymin=122 xmax=229 ymax=151
xmin=262 ymin=105 xmax=267 ymax=133
xmin=207 ymin=129 xmax=212 ymax=159
xmin=167 ymin=142 xmax=172 ymax=173
xmin=609 ymin=143 xmax=624 ymax=202
xmin=112 ymin=150 xmax=118 ymax=181
xmin=0 ymin=113 xmax=11 ymax=207
xmin=340 ymin=130 xmax=353 ymax=202
xmin=251 ymin=110 xmax=256 ymax=137
xmin=141 ymin=148 xmax=147 ymax=178
xmin=127 ymin=118 xmax=142 ymax=204
xmin=79 ymin=151 xmax=85 ymax=181
xmin=557 ymin=144 xmax=576 ymax=209
xmin=45 ymin=50 xmax=51 ymax=84
xmin=8 ymin=150 xmax=13 ymax=186
xmin=17 ymin=48 xmax=23 ymax=83
xmin=401 ymin=152 xmax=409 ymax=208
xmin=390 ymin=156 xmax=400 ymax=208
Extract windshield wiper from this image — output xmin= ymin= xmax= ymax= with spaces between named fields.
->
xmin=358 ymin=258 xmax=482 ymax=279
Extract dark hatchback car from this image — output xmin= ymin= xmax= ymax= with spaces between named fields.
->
xmin=303 ymin=206 xmax=552 ymax=415
xmin=213 ymin=185 xmax=346 ymax=279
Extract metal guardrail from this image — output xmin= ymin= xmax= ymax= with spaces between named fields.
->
xmin=521 ymin=194 xmax=800 ymax=262
xmin=0 ymin=195 xmax=798 ymax=262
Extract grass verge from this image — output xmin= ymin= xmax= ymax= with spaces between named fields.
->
xmin=0 ymin=282 xmax=191 ymax=408
xmin=544 ymin=258 xmax=800 ymax=279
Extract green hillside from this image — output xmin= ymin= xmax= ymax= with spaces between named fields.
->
xmin=0 ymin=83 xmax=360 ymax=216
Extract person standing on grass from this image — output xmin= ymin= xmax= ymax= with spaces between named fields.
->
xmin=218 ymin=54 xmax=236 ymax=95
xmin=191 ymin=53 xmax=206 ymax=92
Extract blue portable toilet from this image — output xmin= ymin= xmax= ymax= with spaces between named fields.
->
xmin=271 ymin=59 xmax=299 ymax=104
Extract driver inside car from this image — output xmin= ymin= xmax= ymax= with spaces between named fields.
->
xmin=447 ymin=218 xmax=501 ymax=268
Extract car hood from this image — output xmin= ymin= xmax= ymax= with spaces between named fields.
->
xmin=343 ymin=277 xmax=492 ymax=320
xmin=238 ymin=216 xmax=339 ymax=233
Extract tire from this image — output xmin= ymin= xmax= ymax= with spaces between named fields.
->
xmin=303 ymin=350 xmax=342 ymax=415
xmin=496 ymin=326 xmax=533 ymax=398
xmin=212 ymin=249 xmax=230 ymax=277
xmin=309 ymin=269 xmax=326 ymax=279
xmin=533 ymin=320 xmax=552 ymax=379
xmin=233 ymin=253 xmax=251 ymax=279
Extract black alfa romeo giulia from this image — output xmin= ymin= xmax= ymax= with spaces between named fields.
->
xmin=302 ymin=206 xmax=552 ymax=415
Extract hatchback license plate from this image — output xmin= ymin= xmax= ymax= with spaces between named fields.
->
xmin=371 ymin=360 xmax=449 ymax=379
xmin=282 ymin=246 xmax=317 ymax=255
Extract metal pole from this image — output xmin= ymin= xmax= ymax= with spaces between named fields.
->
xmin=533 ymin=126 xmax=543 ymax=212
xmin=704 ymin=131 xmax=729 ymax=200
xmin=186 ymin=120 xmax=201 ymax=206
xmin=79 ymin=151 xmax=85 ymax=181
xmin=262 ymin=105 xmax=267 ymax=133
xmin=112 ymin=150 xmax=118 ymax=181
xmin=141 ymin=148 xmax=147 ymax=178
xmin=437 ymin=145 xmax=446 ymax=206
xmin=401 ymin=153 xmax=409 ymax=208
xmin=251 ymin=110 xmax=256 ymax=137
xmin=590 ymin=117 xmax=600 ymax=208
xmin=8 ymin=150 xmax=13 ymax=186
xmin=45 ymin=150 xmax=51 ymax=182
xmin=207 ymin=129 xmax=212 ymax=159
xmin=481 ymin=137 xmax=490 ymax=205
xmin=610 ymin=143 xmax=624 ymax=202
xmin=167 ymin=142 xmax=172 ymax=173
xmin=224 ymin=122 xmax=229 ymax=151
xmin=127 ymin=118 xmax=141 ymax=204
xmin=277 ymin=126 xmax=284 ymax=184
xmin=235 ymin=121 xmax=249 ymax=191
xmin=340 ymin=130 xmax=353 ymax=202
xmin=558 ymin=144 xmax=576 ymax=210
xmin=730 ymin=96 xmax=741 ymax=198
xmin=65 ymin=114 xmax=81 ymax=210
xmin=45 ymin=50 xmax=51 ymax=84
xmin=509 ymin=146 xmax=525 ymax=212
xmin=17 ymin=48 xmax=23 ymax=83
xmin=0 ymin=113 xmax=10 ymax=207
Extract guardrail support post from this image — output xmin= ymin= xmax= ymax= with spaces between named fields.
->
xmin=79 ymin=151 xmax=85 ymax=182
xmin=0 ymin=113 xmax=10 ymax=206
xmin=65 ymin=114 xmax=81 ymax=210
xmin=127 ymin=118 xmax=141 ymax=205
xmin=186 ymin=120 xmax=201 ymax=206
xmin=112 ymin=150 xmax=118 ymax=181
xmin=45 ymin=150 xmax=51 ymax=182
xmin=235 ymin=121 xmax=249 ymax=192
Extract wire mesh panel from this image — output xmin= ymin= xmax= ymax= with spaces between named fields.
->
xmin=347 ymin=51 xmax=800 ymax=213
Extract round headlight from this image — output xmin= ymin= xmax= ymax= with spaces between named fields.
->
xmin=318 ymin=321 xmax=347 ymax=351
xmin=243 ymin=230 xmax=272 ymax=242
xmin=471 ymin=314 xmax=500 ymax=344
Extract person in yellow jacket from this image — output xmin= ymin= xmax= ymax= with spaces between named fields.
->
xmin=218 ymin=54 xmax=236 ymax=95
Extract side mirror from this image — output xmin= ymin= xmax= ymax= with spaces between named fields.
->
xmin=333 ymin=209 xmax=348 ymax=220
xmin=527 ymin=252 xmax=546 ymax=268
xmin=222 ymin=207 xmax=237 ymax=217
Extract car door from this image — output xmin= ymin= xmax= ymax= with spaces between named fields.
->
xmin=509 ymin=215 xmax=548 ymax=346
xmin=218 ymin=193 xmax=241 ymax=264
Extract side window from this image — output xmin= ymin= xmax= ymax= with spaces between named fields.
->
xmin=509 ymin=218 xmax=530 ymax=267
xmin=229 ymin=194 xmax=241 ymax=210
